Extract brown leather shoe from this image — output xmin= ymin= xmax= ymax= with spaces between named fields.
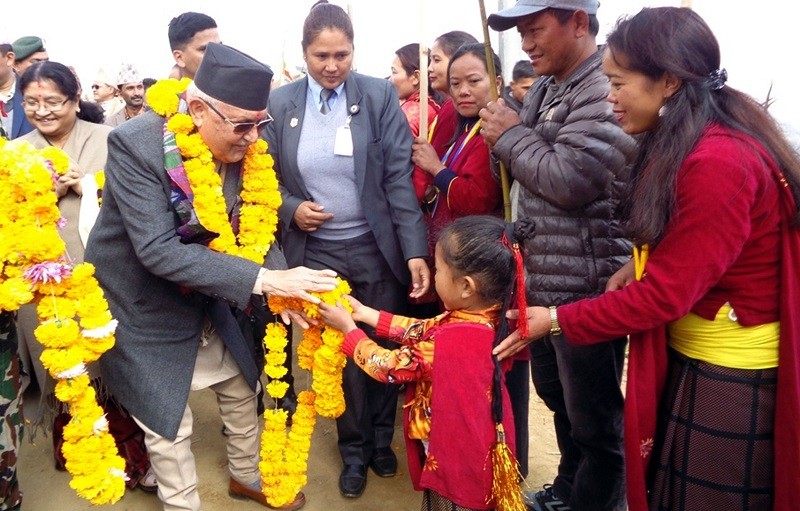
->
xmin=228 ymin=477 xmax=306 ymax=510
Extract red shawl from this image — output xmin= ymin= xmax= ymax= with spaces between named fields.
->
xmin=624 ymin=162 xmax=800 ymax=511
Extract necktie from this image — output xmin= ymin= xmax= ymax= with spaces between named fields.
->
xmin=320 ymin=89 xmax=334 ymax=115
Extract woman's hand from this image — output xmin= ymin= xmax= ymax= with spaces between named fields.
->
xmin=407 ymin=257 xmax=431 ymax=298
xmin=492 ymin=306 xmax=551 ymax=360
xmin=293 ymin=201 xmax=334 ymax=232
xmin=606 ymin=259 xmax=635 ymax=292
xmin=411 ymin=137 xmax=446 ymax=177
xmin=55 ymin=168 xmax=83 ymax=198
xmin=318 ymin=302 xmax=358 ymax=334
xmin=262 ymin=266 xmax=338 ymax=303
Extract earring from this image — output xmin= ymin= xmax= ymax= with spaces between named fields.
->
xmin=658 ymin=104 xmax=667 ymax=117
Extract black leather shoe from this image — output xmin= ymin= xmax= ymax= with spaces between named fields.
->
xmin=277 ymin=389 xmax=298 ymax=416
xmin=338 ymin=464 xmax=367 ymax=498
xmin=369 ymin=447 xmax=397 ymax=477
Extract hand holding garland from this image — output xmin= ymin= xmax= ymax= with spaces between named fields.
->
xmin=317 ymin=294 xmax=378 ymax=334
xmin=261 ymin=266 xmax=338 ymax=327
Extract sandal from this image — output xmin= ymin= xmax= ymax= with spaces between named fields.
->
xmin=138 ymin=467 xmax=158 ymax=493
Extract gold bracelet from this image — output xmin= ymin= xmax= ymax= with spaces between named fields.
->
xmin=424 ymin=187 xmax=440 ymax=205
xmin=548 ymin=306 xmax=562 ymax=336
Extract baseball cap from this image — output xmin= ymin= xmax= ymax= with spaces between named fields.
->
xmin=488 ymin=0 xmax=599 ymax=31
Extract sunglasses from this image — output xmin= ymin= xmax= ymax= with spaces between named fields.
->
xmin=200 ymin=98 xmax=273 ymax=135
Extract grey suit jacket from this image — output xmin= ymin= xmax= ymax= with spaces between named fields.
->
xmin=263 ymin=72 xmax=427 ymax=284
xmin=85 ymin=111 xmax=286 ymax=439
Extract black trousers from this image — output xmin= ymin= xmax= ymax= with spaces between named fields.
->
xmin=304 ymin=232 xmax=406 ymax=466
xmin=505 ymin=359 xmax=530 ymax=477
xmin=530 ymin=333 xmax=627 ymax=511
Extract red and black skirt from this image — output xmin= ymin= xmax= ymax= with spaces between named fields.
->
xmin=649 ymin=348 xmax=776 ymax=511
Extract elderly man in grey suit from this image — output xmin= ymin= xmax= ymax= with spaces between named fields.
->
xmin=85 ymin=43 xmax=336 ymax=511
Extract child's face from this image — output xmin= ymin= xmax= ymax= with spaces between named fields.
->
xmin=434 ymin=243 xmax=464 ymax=311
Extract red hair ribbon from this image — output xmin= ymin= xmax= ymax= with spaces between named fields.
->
xmin=502 ymin=232 xmax=528 ymax=340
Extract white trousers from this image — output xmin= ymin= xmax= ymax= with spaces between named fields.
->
xmin=133 ymin=370 xmax=259 ymax=511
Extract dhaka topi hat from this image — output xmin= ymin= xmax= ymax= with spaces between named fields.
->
xmin=194 ymin=42 xmax=273 ymax=111
xmin=117 ymin=63 xmax=142 ymax=86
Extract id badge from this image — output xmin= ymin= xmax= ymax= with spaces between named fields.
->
xmin=334 ymin=125 xmax=353 ymax=156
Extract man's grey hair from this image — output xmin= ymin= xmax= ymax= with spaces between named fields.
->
xmin=186 ymin=82 xmax=220 ymax=107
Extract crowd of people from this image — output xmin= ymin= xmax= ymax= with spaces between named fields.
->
xmin=2 ymin=0 xmax=799 ymax=511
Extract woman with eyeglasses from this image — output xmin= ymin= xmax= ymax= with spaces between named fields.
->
xmin=16 ymin=60 xmax=157 ymax=493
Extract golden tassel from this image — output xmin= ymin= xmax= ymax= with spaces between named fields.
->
xmin=490 ymin=424 xmax=526 ymax=511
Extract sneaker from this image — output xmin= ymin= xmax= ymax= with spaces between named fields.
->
xmin=523 ymin=484 xmax=571 ymax=511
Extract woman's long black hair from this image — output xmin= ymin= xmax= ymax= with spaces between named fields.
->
xmin=608 ymin=7 xmax=800 ymax=245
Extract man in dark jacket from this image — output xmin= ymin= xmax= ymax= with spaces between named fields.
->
xmin=481 ymin=1 xmax=636 ymax=511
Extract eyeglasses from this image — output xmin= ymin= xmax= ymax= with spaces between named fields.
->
xmin=22 ymin=97 xmax=72 ymax=113
xmin=200 ymin=98 xmax=273 ymax=135
xmin=91 ymin=85 xmax=101 ymax=90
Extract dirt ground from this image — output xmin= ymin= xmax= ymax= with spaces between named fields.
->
xmin=17 ymin=375 xmax=560 ymax=511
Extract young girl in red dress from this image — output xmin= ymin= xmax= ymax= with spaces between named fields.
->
xmin=320 ymin=215 xmax=533 ymax=510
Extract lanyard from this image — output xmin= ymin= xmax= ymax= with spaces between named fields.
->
xmin=633 ymin=244 xmax=649 ymax=281
xmin=441 ymin=120 xmax=481 ymax=168
xmin=427 ymin=115 xmax=437 ymax=143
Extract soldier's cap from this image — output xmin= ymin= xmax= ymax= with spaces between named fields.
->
xmin=11 ymin=36 xmax=46 ymax=61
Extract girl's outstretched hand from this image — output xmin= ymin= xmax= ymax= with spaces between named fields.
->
xmin=318 ymin=301 xmax=358 ymax=334
xmin=344 ymin=295 xmax=379 ymax=326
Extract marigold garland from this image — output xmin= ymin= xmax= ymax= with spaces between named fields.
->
xmin=259 ymin=279 xmax=352 ymax=505
xmin=0 ymin=140 xmax=126 ymax=505
xmin=259 ymin=321 xmax=319 ymax=507
xmin=268 ymin=279 xmax=352 ymax=417
xmin=146 ymin=78 xmax=281 ymax=263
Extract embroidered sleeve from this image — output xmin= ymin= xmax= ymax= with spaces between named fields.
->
xmin=377 ymin=311 xmax=438 ymax=345
xmin=348 ymin=330 xmax=434 ymax=384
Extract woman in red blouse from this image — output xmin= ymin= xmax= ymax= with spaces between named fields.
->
xmin=411 ymin=43 xmax=503 ymax=276
xmin=413 ymin=30 xmax=479 ymax=205
xmin=390 ymin=43 xmax=440 ymax=140
xmin=494 ymin=8 xmax=800 ymax=511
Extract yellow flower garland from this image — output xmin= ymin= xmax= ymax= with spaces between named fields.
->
xmin=146 ymin=78 xmax=282 ymax=263
xmin=268 ymin=279 xmax=352 ymax=418
xmin=260 ymin=279 xmax=351 ymax=506
xmin=0 ymin=139 xmax=126 ymax=505
xmin=259 ymin=323 xmax=319 ymax=507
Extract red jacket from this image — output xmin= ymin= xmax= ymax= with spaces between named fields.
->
xmin=557 ymin=124 xmax=800 ymax=511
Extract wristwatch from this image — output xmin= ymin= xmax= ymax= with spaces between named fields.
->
xmin=548 ymin=306 xmax=562 ymax=336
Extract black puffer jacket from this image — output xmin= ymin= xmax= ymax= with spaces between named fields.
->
xmin=494 ymin=50 xmax=637 ymax=306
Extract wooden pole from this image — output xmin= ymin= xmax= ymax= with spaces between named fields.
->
xmin=419 ymin=44 xmax=429 ymax=140
xmin=479 ymin=0 xmax=513 ymax=221
xmin=419 ymin=0 xmax=429 ymax=139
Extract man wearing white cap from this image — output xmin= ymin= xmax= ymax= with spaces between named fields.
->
xmin=92 ymin=68 xmax=124 ymax=118
xmin=480 ymin=1 xmax=636 ymax=510
xmin=105 ymin=64 xmax=146 ymax=127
